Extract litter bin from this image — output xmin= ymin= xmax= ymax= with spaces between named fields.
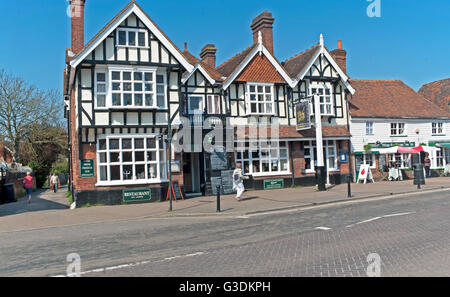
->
xmin=2 ymin=184 xmax=16 ymax=203
xmin=413 ymin=164 xmax=425 ymax=186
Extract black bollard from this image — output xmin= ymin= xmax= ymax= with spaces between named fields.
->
xmin=216 ymin=185 xmax=221 ymax=213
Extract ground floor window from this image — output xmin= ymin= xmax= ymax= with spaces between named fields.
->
xmin=304 ymin=140 xmax=338 ymax=172
xmin=436 ymin=150 xmax=444 ymax=168
xmin=97 ymin=135 xmax=167 ymax=184
xmin=235 ymin=141 xmax=289 ymax=175
xmin=355 ymin=153 xmax=376 ymax=169
xmin=388 ymin=153 xmax=411 ymax=169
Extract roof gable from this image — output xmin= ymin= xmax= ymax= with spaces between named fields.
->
xmin=69 ymin=1 xmax=193 ymax=72
xmin=418 ymin=78 xmax=450 ymax=112
xmin=235 ymin=53 xmax=286 ymax=84
xmin=182 ymin=50 xmax=224 ymax=85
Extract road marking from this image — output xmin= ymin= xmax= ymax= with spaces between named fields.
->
xmin=235 ymin=215 xmax=249 ymax=219
xmin=382 ymin=212 xmax=415 ymax=218
xmin=356 ymin=217 xmax=382 ymax=225
xmin=315 ymin=227 xmax=332 ymax=231
xmin=52 ymin=251 xmax=206 ymax=277
xmin=347 ymin=212 xmax=416 ymax=228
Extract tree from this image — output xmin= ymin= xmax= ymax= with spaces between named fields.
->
xmin=0 ymin=70 xmax=62 ymax=162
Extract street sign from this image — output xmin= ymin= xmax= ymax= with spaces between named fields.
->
xmin=80 ymin=159 xmax=94 ymax=178
xmin=264 ymin=179 xmax=284 ymax=190
xmin=296 ymin=101 xmax=311 ymax=131
xmin=123 ymin=189 xmax=151 ymax=203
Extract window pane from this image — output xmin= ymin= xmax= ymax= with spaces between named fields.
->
xmin=123 ymin=83 xmax=132 ymax=91
xmin=134 ymin=83 xmax=143 ymax=92
xmin=156 ymin=75 xmax=164 ymax=84
xmin=145 ymin=94 xmax=153 ymax=106
xmin=97 ymin=73 xmax=106 ymax=82
xmin=128 ymin=31 xmax=136 ymax=46
xmin=112 ymin=94 xmax=121 ymax=106
xmin=97 ymin=95 xmax=106 ymax=107
xmin=99 ymin=139 xmax=107 ymax=150
xmin=148 ymin=164 xmax=157 ymax=179
xmin=145 ymin=72 xmax=153 ymax=82
xmin=123 ymin=94 xmax=132 ymax=106
xmin=110 ymin=152 xmax=120 ymax=163
xmin=147 ymin=138 xmax=156 ymax=149
xmin=157 ymin=96 xmax=165 ymax=108
xmin=134 ymin=94 xmax=143 ymax=106
xmin=122 ymin=152 xmax=132 ymax=162
xmin=145 ymin=83 xmax=153 ymax=92
xmin=265 ymin=86 xmax=271 ymax=93
xmin=135 ymin=138 xmax=144 ymax=149
xmin=123 ymin=165 xmax=133 ymax=180
xmin=123 ymin=72 xmax=132 ymax=81
xmin=136 ymin=165 xmax=145 ymax=179
xmin=109 ymin=139 xmax=119 ymax=150
xmin=99 ymin=152 xmax=107 ymax=164
xmin=100 ymin=166 xmax=108 ymax=181
xmin=271 ymin=160 xmax=278 ymax=172
xmin=97 ymin=84 xmax=106 ymax=93
xmin=252 ymin=160 xmax=260 ymax=173
xmin=258 ymin=86 xmax=263 ymax=93
xmin=156 ymin=85 xmax=165 ymax=94
xmin=112 ymin=71 xmax=121 ymax=80
xmin=147 ymin=151 xmax=157 ymax=161
xmin=262 ymin=160 xmax=270 ymax=172
xmin=134 ymin=72 xmax=143 ymax=81
xmin=135 ymin=151 xmax=145 ymax=162
xmin=280 ymin=159 xmax=289 ymax=171
xmin=110 ymin=166 xmax=120 ymax=181
xmin=138 ymin=32 xmax=146 ymax=47
xmin=118 ymin=31 xmax=126 ymax=45
xmin=249 ymin=85 xmax=256 ymax=93
xmin=122 ymin=138 xmax=132 ymax=149
xmin=112 ymin=82 xmax=121 ymax=91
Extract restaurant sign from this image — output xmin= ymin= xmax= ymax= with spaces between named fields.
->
xmin=296 ymin=101 xmax=311 ymax=131
xmin=123 ymin=189 xmax=151 ymax=203
xmin=369 ymin=142 xmax=415 ymax=149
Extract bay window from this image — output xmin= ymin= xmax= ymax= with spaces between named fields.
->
xmin=246 ymin=83 xmax=274 ymax=115
xmin=97 ymin=135 xmax=167 ymax=185
xmin=235 ymin=141 xmax=289 ymax=175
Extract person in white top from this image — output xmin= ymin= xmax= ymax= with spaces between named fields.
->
xmin=50 ymin=173 xmax=60 ymax=193
xmin=233 ymin=163 xmax=249 ymax=201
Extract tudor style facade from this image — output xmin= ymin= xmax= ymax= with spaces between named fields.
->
xmin=64 ymin=1 xmax=355 ymax=206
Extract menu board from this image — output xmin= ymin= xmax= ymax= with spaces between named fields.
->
xmin=210 ymin=170 xmax=235 ymax=195
xmin=210 ymin=147 xmax=228 ymax=170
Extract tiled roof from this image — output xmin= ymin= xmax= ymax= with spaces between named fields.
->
xmin=418 ymin=78 xmax=450 ymax=112
xmin=235 ymin=53 xmax=286 ymax=84
xmin=282 ymin=45 xmax=320 ymax=77
xmin=235 ymin=125 xmax=350 ymax=139
xmin=349 ymin=79 xmax=450 ymax=118
xmin=183 ymin=50 xmax=224 ymax=82
xmin=216 ymin=44 xmax=257 ymax=77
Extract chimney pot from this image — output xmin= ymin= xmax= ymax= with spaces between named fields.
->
xmin=337 ymin=40 xmax=343 ymax=50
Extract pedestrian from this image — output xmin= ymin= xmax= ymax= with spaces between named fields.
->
xmin=233 ymin=163 xmax=249 ymax=201
xmin=424 ymin=153 xmax=431 ymax=178
xmin=50 ymin=173 xmax=60 ymax=193
xmin=23 ymin=171 xmax=33 ymax=203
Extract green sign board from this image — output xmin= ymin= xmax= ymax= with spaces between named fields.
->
xmin=264 ymin=179 xmax=284 ymax=190
xmin=80 ymin=159 xmax=95 ymax=177
xmin=123 ymin=189 xmax=151 ymax=203
xmin=369 ymin=142 xmax=415 ymax=149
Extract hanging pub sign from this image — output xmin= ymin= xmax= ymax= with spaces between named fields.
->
xmin=296 ymin=101 xmax=311 ymax=131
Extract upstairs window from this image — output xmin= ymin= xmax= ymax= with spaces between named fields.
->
xmin=432 ymin=122 xmax=444 ymax=135
xmin=116 ymin=29 xmax=148 ymax=48
xmin=207 ymin=95 xmax=221 ymax=114
xmin=109 ymin=68 xmax=166 ymax=109
xmin=390 ymin=123 xmax=405 ymax=136
xmin=366 ymin=122 xmax=374 ymax=135
xmin=310 ymin=85 xmax=334 ymax=116
xmin=95 ymin=72 xmax=107 ymax=108
xmin=246 ymin=83 xmax=274 ymax=115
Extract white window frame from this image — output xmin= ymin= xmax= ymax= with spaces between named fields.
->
xmin=309 ymin=83 xmax=334 ymax=116
xmin=116 ymin=28 xmax=149 ymax=48
xmin=432 ymin=122 xmax=445 ymax=135
xmin=246 ymin=83 xmax=275 ymax=116
xmin=304 ymin=140 xmax=338 ymax=173
xmin=235 ymin=141 xmax=290 ymax=176
xmin=188 ymin=95 xmax=205 ymax=115
xmin=388 ymin=153 xmax=411 ymax=169
xmin=101 ymin=66 xmax=166 ymax=110
xmin=390 ymin=123 xmax=406 ymax=136
xmin=94 ymin=70 xmax=107 ymax=109
xmin=366 ymin=122 xmax=374 ymax=135
xmin=207 ymin=94 xmax=221 ymax=115
xmin=96 ymin=134 xmax=167 ymax=186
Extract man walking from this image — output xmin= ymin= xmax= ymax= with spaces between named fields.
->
xmin=233 ymin=163 xmax=249 ymax=201
xmin=50 ymin=173 xmax=60 ymax=193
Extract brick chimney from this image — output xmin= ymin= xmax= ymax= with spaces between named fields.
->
xmin=69 ymin=0 xmax=86 ymax=54
xmin=200 ymin=44 xmax=217 ymax=68
xmin=330 ymin=40 xmax=347 ymax=74
xmin=251 ymin=11 xmax=275 ymax=55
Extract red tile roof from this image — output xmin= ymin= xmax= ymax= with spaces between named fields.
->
xmin=349 ymin=79 xmax=450 ymax=118
xmin=418 ymin=78 xmax=450 ymax=113
xmin=183 ymin=50 xmax=224 ymax=82
xmin=236 ymin=125 xmax=350 ymax=139
xmin=235 ymin=54 xmax=286 ymax=84
xmin=216 ymin=44 xmax=257 ymax=78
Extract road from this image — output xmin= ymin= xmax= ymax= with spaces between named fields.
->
xmin=0 ymin=189 xmax=449 ymax=277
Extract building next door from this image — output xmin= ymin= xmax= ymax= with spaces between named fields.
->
xmin=183 ymin=153 xmax=202 ymax=196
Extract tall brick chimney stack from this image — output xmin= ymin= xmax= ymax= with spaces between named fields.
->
xmin=69 ymin=0 xmax=86 ymax=54
xmin=200 ymin=44 xmax=217 ymax=68
xmin=330 ymin=40 xmax=347 ymax=74
xmin=251 ymin=11 xmax=275 ymax=55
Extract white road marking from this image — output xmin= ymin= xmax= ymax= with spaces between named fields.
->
xmin=356 ymin=217 xmax=382 ymax=225
xmin=52 ymin=251 xmax=206 ymax=277
xmin=315 ymin=227 xmax=332 ymax=231
xmin=347 ymin=212 xmax=416 ymax=228
xmin=235 ymin=215 xmax=249 ymax=219
xmin=382 ymin=212 xmax=415 ymax=218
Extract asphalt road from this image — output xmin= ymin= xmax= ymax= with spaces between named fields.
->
xmin=0 ymin=189 xmax=449 ymax=277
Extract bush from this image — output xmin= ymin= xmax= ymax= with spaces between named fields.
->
xmin=27 ymin=161 xmax=50 ymax=188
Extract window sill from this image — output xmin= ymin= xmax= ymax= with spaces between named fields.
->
xmin=390 ymin=135 xmax=407 ymax=137
xmin=250 ymin=171 xmax=291 ymax=177
xmin=116 ymin=45 xmax=150 ymax=50
xmin=95 ymin=179 xmax=168 ymax=187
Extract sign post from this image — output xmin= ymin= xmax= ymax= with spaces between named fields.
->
xmin=313 ymin=94 xmax=326 ymax=191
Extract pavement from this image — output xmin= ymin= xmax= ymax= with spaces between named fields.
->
xmin=0 ymin=177 xmax=449 ymax=233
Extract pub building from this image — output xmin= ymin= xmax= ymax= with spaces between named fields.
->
xmin=64 ymin=1 xmax=355 ymax=206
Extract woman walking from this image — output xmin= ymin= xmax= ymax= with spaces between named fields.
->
xmin=23 ymin=172 xmax=34 ymax=203
xmin=233 ymin=163 xmax=249 ymax=201
xmin=424 ymin=153 xmax=431 ymax=178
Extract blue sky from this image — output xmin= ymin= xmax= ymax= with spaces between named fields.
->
xmin=0 ymin=0 xmax=449 ymax=93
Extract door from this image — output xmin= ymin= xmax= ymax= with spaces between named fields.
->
xmin=183 ymin=153 xmax=201 ymax=194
